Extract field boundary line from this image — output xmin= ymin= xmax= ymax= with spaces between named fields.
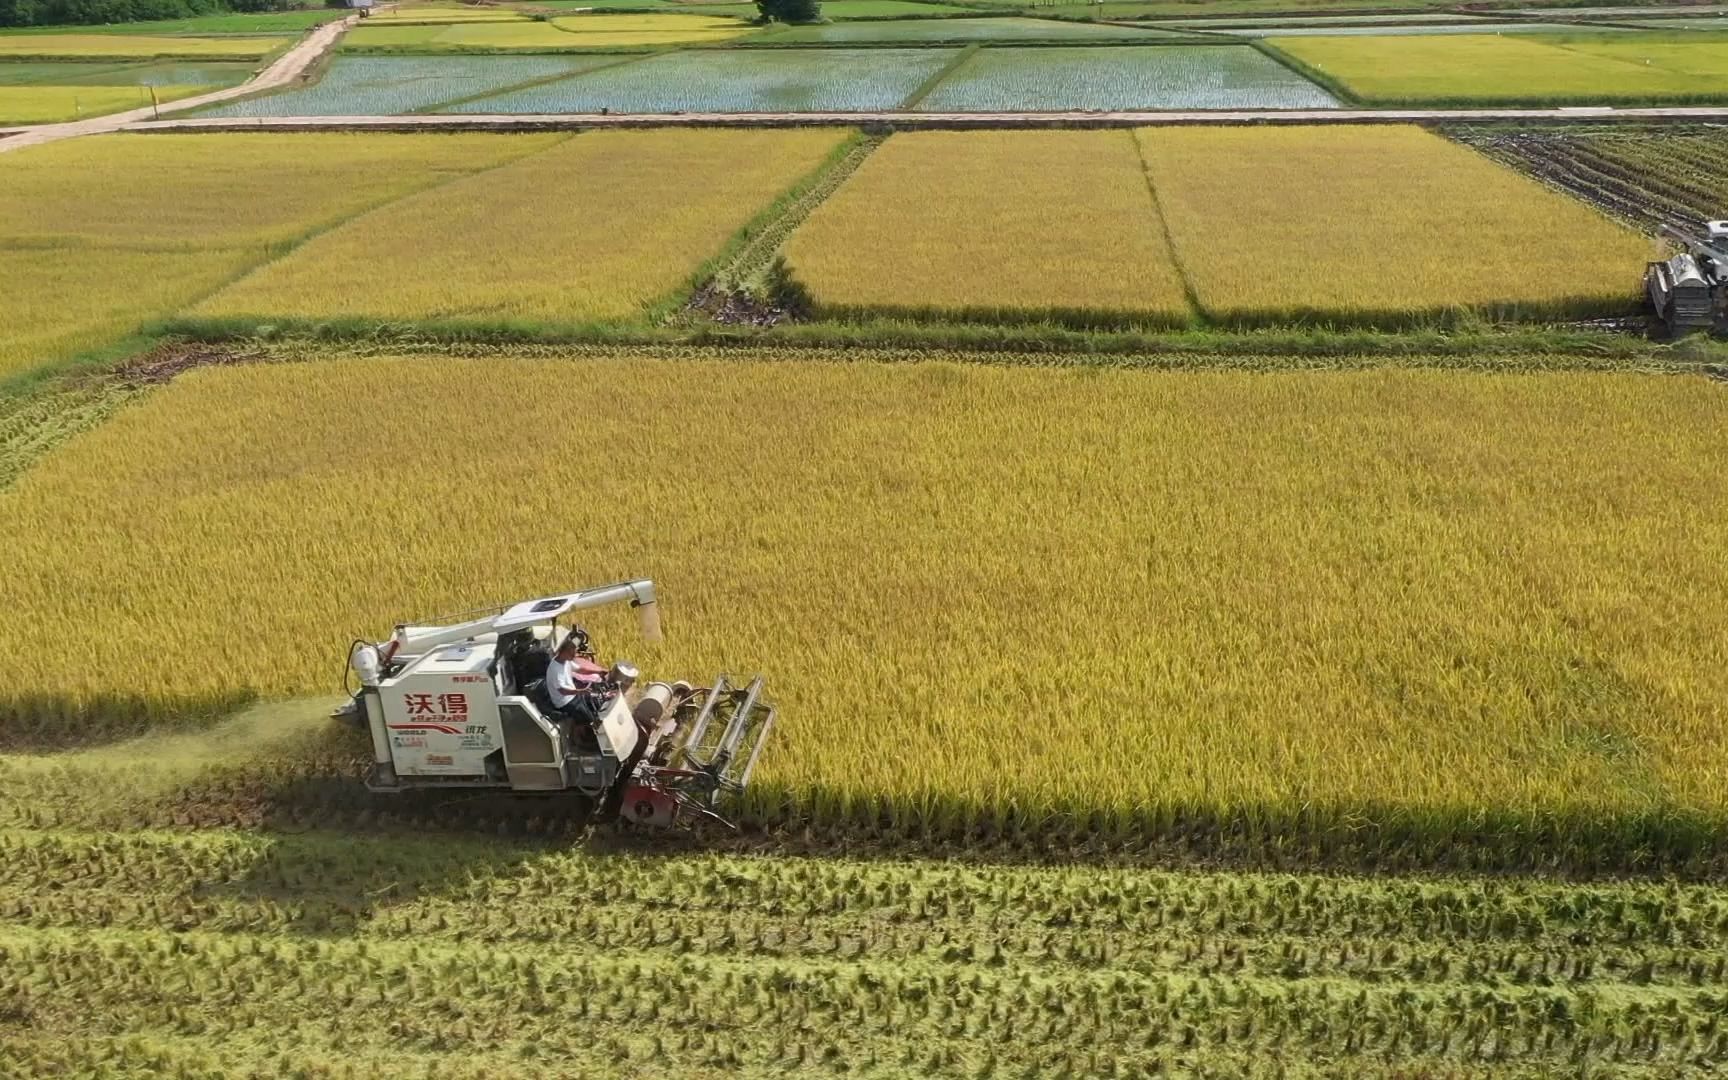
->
xmin=1129 ymin=127 xmax=1204 ymax=327
xmin=900 ymin=42 xmax=982 ymax=110
xmin=120 ymin=105 xmax=1728 ymax=133
xmin=412 ymin=49 xmax=665 ymax=115
xmin=663 ymin=129 xmax=883 ymax=323
xmin=1248 ymin=37 xmax=1357 ymax=107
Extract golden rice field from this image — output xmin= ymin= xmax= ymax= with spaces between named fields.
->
xmin=3 ymin=354 xmax=1723 ymax=848
xmin=783 ymin=130 xmax=1190 ymax=326
xmin=0 ymin=83 xmax=213 ymax=124
xmin=1136 ymin=125 xmax=1652 ymax=323
xmin=195 ymin=129 xmax=849 ymax=325
xmin=784 ymin=126 xmax=1648 ymax=325
xmin=1268 ymin=33 xmax=1728 ymax=105
xmin=0 ymin=133 xmax=559 ymax=379
xmin=0 ymin=34 xmax=284 ymax=60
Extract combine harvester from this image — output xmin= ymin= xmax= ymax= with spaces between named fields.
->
xmin=1646 ymin=220 xmax=1728 ymax=337
xmin=336 ymin=579 xmax=774 ymax=830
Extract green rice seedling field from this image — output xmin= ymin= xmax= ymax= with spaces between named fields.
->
xmin=915 ymin=44 xmax=1341 ymax=110
xmin=1268 ymin=32 xmax=1728 ymax=104
xmin=784 ymin=130 xmax=1188 ymax=325
xmin=196 ymin=55 xmax=616 ymax=117
xmin=192 ymin=129 xmax=848 ymax=325
xmin=762 ymin=15 xmax=1195 ymax=43
xmin=449 ymin=47 xmax=955 ymax=112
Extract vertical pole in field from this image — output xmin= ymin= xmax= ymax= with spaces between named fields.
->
xmin=151 ymin=86 xmax=161 ymax=120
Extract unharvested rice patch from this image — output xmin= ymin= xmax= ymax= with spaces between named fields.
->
xmin=783 ymin=129 xmax=1190 ymax=324
xmin=1135 ymin=124 xmax=1651 ymax=322
xmin=195 ymin=128 xmax=850 ymax=323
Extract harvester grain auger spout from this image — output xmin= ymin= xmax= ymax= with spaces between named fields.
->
xmin=333 ymin=579 xmax=775 ymax=832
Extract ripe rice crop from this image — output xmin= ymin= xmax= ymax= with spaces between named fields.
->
xmin=0 ymin=60 xmax=252 ymax=86
xmin=0 ymin=247 xmax=251 ymax=381
xmin=362 ymin=4 xmax=532 ymax=22
xmin=916 ymin=44 xmax=1340 ymax=111
xmin=3 ymin=354 xmax=1724 ymax=859
xmin=194 ymin=129 xmax=848 ymax=324
xmin=783 ymin=130 xmax=1189 ymax=325
xmin=0 ymin=132 xmax=554 ymax=249
xmin=448 ymin=47 xmax=953 ymax=112
xmin=196 ymin=55 xmax=614 ymax=117
xmin=0 ymin=34 xmax=284 ymax=60
xmin=0 ymin=133 xmax=557 ymax=378
xmin=1268 ymin=33 xmax=1728 ymax=104
xmin=342 ymin=23 xmax=579 ymax=51
xmin=1136 ymin=125 xmax=1651 ymax=323
xmin=0 ymin=83 xmax=213 ymax=124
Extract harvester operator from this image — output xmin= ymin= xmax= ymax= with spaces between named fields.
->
xmin=546 ymin=633 xmax=606 ymax=743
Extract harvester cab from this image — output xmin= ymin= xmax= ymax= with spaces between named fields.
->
xmin=1646 ymin=220 xmax=1728 ymax=337
xmin=336 ymin=579 xmax=775 ymax=830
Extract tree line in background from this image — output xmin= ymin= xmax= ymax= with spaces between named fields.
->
xmin=756 ymin=0 xmax=821 ymax=24
xmin=0 ymin=0 xmax=317 ymax=29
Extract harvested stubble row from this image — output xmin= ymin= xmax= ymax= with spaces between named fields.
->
xmin=194 ymin=129 xmax=850 ymax=325
xmin=783 ymin=130 xmax=1190 ymax=327
xmin=0 ymin=825 xmax=1725 ymax=1076
xmin=0 ymin=133 xmax=559 ymax=380
xmin=1 ymin=355 xmax=1724 ymax=867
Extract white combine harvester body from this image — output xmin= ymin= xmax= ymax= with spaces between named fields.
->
xmin=340 ymin=579 xmax=774 ymax=829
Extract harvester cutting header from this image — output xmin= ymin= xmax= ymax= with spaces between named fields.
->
xmin=336 ymin=579 xmax=775 ymax=829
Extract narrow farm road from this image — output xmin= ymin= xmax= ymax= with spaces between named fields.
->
xmin=122 ymin=103 xmax=1728 ymax=133
xmin=0 ymin=16 xmax=355 ymax=156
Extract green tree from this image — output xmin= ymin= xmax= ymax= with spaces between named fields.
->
xmin=755 ymin=0 xmax=820 ymax=24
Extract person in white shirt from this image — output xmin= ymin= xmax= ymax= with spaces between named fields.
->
xmin=545 ymin=633 xmax=606 ymax=736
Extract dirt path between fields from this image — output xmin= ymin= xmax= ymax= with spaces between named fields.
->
xmin=0 ymin=16 xmax=355 ymax=156
xmin=117 ymin=104 xmax=1728 ymax=133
